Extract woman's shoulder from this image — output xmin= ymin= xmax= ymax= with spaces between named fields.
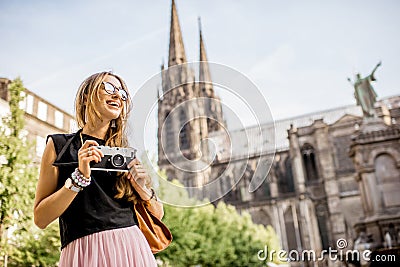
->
xmin=47 ymin=132 xmax=75 ymax=144
xmin=46 ymin=132 xmax=77 ymax=155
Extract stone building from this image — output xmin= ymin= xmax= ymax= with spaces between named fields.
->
xmin=349 ymin=109 xmax=400 ymax=251
xmin=158 ymin=1 xmax=400 ymax=265
xmin=0 ymin=78 xmax=75 ymax=161
xmin=157 ymin=0 xmax=225 ymax=198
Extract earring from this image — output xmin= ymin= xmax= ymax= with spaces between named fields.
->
xmin=111 ymin=119 xmax=116 ymax=128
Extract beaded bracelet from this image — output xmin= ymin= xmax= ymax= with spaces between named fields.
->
xmin=71 ymin=168 xmax=91 ymax=188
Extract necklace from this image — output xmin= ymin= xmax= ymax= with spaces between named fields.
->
xmin=80 ymin=132 xmax=84 ymax=147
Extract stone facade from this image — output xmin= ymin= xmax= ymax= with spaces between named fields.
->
xmin=158 ymin=1 xmax=400 ymax=265
xmin=0 ymin=78 xmax=75 ymax=162
xmin=349 ymin=117 xmax=400 ymax=248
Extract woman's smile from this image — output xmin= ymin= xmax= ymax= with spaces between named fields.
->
xmin=106 ymin=99 xmax=121 ymax=109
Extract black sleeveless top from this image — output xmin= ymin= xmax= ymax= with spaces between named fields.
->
xmin=48 ymin=130 xmax=136 ymax=249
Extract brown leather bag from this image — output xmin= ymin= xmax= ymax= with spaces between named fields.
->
xmin=134 ymin=200 xmax=173 ymax=254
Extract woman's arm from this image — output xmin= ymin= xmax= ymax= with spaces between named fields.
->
xmin=127 ymin=159 xmax=164 ymax=219
xmin=128 ymin=177 xmax=164 ymax=220
xmin=33 ymin=138 xmax=79 ymax=229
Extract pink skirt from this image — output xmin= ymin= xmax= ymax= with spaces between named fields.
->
xmin=59 ymin=225 xmax=157 ymax=267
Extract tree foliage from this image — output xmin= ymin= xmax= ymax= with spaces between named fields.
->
xmin=9 ymin=222 xmax=60 ymax=267
xmin=156 ymin=174 xmax=283 ymax=267
xmin=0 ymin=78 xmax=58 ymax=266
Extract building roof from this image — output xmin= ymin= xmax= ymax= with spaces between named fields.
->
xmin=210 ymin=103 xmax=367 ymax=161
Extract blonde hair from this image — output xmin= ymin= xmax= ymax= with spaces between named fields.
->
xmin=75 ymin=71 xmax=139 ymax=202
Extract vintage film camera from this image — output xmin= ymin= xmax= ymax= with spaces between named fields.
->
xmin=91 ymin=146 xmax=137 ymax=172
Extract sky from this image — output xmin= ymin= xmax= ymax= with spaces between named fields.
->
xmin=0 ymin=0 xmax=399 ymax=154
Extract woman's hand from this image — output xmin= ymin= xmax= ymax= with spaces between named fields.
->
xmin=127 ymin=158 xmax=152 ymax=200
xmin=77 ymin=140 xmax=103 ymax=178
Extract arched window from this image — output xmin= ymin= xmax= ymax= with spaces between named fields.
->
xmin=284 ymin=157 xmax=295 ymax=192
xmin=284 ymin=207 xmax=298 ymax=251
xmin=278 ymin=158 xmax=296 ymax=194
xmin=315 ymin=203 xmax=330 ymax=250
xmin=179 ymin=110 xmax=190 ymax=150
xmin=375 ymin=153 xmax=399 ymax=184
xmin=375 ymin=153 xmax=400 ymax=207
xmin=302 ymin=143 xmax=319 ymax=182
xmin=164 ymin=111 xmax=174 ymax=153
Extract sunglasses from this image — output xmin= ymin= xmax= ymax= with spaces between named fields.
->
xmin=102 ymin=81 xmax=129 ymax=101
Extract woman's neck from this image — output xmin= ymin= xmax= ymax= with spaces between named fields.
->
xmin=82 ymin=122 xmax=109 ymax=140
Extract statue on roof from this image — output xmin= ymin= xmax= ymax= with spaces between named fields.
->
xmin=348 ymin=61 xmax=382 ymax=117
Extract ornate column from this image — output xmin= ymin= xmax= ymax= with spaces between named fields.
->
xmin=287 ymin=124 xmax=306 ymax=194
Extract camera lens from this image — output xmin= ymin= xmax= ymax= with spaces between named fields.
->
xmin=111 ymin=154 xmax=125 ymax=167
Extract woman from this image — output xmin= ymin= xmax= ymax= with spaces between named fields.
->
xmin=34 ymin=72 xmax=162 ymax=266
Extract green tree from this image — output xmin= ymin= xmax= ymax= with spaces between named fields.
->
xmin=0 ymin=78 xmax=41 ymax=265
xmin=10 ymin=222 xmax=60 ymax=267
xmin=155 ymin=174 xmax=283 ymax=267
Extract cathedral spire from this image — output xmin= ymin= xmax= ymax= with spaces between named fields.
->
xmin=168 ymin=0 xmax=187 ymax=67
xmin=198 ymin=17 xmax=212 ymax=83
